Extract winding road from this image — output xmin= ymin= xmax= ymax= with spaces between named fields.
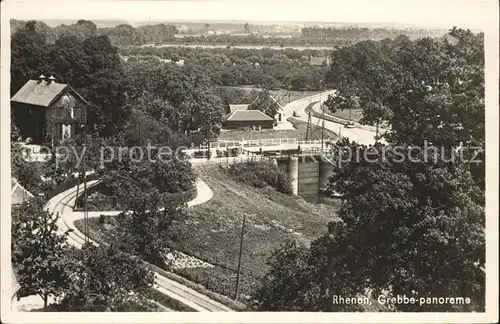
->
xmin=44 ymin=179 xmax=231 ymax=312
xmin=283 ymin=90 xmax=382 ymax=145
xmin=40 ymin=90 xmax=379 ymax=312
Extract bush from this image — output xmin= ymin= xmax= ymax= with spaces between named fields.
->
xmin=226 ymin=161 xmax=292 ymax=195
xmin=174 ymin=266 xmax=256 ymax=307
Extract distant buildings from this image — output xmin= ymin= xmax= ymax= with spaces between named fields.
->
xmin=224 ymin=110 xmax=274 ymax=129
xmin=11 ymin=75 xmax=88 ymax=145
xmin=225 ymin=93 xmax=285 ymax=130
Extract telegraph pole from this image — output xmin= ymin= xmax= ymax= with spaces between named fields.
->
xmin=320 ymin=81 xmax=325 ymax=151
xmin=305 ymin=111 xmax=312 ymax=142
xmin=83 ymin=140 xmax=88 ymax=244
xmin=234 ymin=213 xmax=247 ymax=300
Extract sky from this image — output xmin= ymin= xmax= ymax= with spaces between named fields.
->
xmin=1 ymin=0 xmax=497 ymax=30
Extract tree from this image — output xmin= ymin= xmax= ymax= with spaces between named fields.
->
xmin=254 ymin=140 xmax=485 ymax=312
xmin=99 ymin=146 xmax=195 ymax=264
xmin=325 ymin=28 xmax=484 ymax=186
xmin=326 ymin=29 xmax=484 ymax=149
xmin=123 ymin=107 xmax=190 ymax=148
xmin=11 ymin=197 xmax=71 ymax=307
xmin=54 ymin=20 xmax=97 ymax=41
xmin=325 ymin=39 xmax=395 ymax=138
xmin=50 ymin=34 xmax=129 ymax=136
xmin=12 ymin=23 xmax=130 ymax=138
xmin=125 ymin=61 xmax=225 ymax=137
xmin=11 ymin=123 xmax=24 ymax=179
xmin=10 ymin=21 xmax=52 ymax=96
xmin=14 ymin=160 xmax=46 ymax=196
xmin=59 ymin=243 xmax=155 ymax=311
xmin=248 ymin=89 xmax=280 ymax=118
xmin=114 ymin=190 xmax=188 ymax=266
xmin=78 ymin=35 xmax=130 ymax=136
xmin=251 ymin=241 xmax=320 ymax=311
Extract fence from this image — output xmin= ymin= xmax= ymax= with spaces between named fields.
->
xmin=197 ymin=138 xmax=299 ymax=151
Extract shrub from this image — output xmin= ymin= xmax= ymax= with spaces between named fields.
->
xmin=226 ymin=161 xmax=292 ymax=195
xmin=175 ymin=266 xmax=257 ymax=306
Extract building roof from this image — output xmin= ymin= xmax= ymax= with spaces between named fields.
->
xmin=11 ymin=177 xmax=34 ymax=206
xmin=11 ymin=80 xmax=69 ymax=107
xmin=229 ymin=104 xmax=249 ymax=113
xmin=227 ymin=110 xmax=273 ymax=122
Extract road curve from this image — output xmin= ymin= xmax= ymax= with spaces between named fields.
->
xmin=41 ymin=90 xmax=377 ymax=312
xmin=44 ymin=179 xmax=233 ymax=312
xmin=283 ymin=90 xmax=380 ymax=145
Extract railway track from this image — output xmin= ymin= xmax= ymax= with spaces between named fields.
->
xmin=44 ymin=181 xmax=233 ymax=312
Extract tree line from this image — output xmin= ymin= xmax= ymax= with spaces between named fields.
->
xmin=253 ymin=28 xmax=485 ymax=312
xmin=301 ymin=27 xmax=447 ymax=41
xmin=11 ymin=20 xmax=225 ymax=146
xmin=10 ymin=21 xmax=214 ymax=310
xmin=11 ymin=19 xmax=447 ymax=47
xmin=10 ymin=19 xmax=178 ymax=46
xmin=121 ymin=46 xmax=329 ymax=91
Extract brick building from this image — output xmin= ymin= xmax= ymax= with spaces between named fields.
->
xmin=11 ymin=75 xmax=88 ymax=145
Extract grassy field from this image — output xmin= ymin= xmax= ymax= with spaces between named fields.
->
xmin=218 ymin=117 xmax=338 ymax=142
xmin=74 ymin=165 xmax=340 ymax=300
xmin=169 ymin=165 xmax=339 ymax=292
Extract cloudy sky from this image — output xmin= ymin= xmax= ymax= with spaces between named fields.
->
xmin=2 ymin=0 xmax=496 ymax=30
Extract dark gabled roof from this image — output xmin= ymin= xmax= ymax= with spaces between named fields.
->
xmin=11 ymin=80 xmax=90 ymax=108
xmin=227 ymin=110 xmax=274 ymax=122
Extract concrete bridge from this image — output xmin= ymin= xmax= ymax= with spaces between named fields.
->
xmin=274 ymin=154 xmax=338 ymax=202
xmin=187 ymin=136 xmax=342 ymax=202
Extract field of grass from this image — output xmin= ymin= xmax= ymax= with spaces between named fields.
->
xmin=74 ymin=216 xmax=247 ymax=310
xmin=170 ymin=165 xmax=339 ymax=283
xmin=218 ymin=117 xmax=338 ymax=142
xmin=74 ymin=165 xmax=340 ymax=300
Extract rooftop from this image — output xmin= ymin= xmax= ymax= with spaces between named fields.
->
xmin=227 ymin=110 xmax=273 ymax=122
xmin=11 ymin=79 xmax=68 ymax=107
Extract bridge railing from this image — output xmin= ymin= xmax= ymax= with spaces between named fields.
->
xmin=297 ymin=139 xmax=323 ymax=145
xmin=199 ymin=138 xmax=299 ymax=150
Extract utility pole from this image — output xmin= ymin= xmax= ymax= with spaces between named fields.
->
xmin=75 ymin=124 xmax=85 ymax=209
xmin=83 ymin=140 xmax=88 ymax=244
xmin=75 ymin=173 xmax=81 ymax=209
xmin=234 ymin=213 xmax=247 ymax=301
xmin=320 ymin=81 xmax=325 ymax=151
xmin=305 ymin=111 xmax=312 ymax=141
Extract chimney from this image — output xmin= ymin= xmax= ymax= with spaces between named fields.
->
xmin=48 ymin=75 xmax=56 ymax=84
xmin=37 ymin=74 xmax=46 ymax=83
